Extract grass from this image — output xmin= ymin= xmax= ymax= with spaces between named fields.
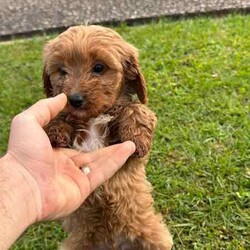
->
xmin=0 ymin=13 xmax=249 ymax=249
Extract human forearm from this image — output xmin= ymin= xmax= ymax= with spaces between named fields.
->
xmin=0 ymin=153 xmax=39 ymax=249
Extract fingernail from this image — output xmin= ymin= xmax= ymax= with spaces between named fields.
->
xmin=123 ymin=141 xmax=136 ymax=154
xmin=56 ymin=93 xmax=67 ymax=99
xmin=53 ymin=93 xmax=67 ymax=104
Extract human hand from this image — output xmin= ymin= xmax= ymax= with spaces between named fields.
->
xmin=6 ymin=94 xmax=135 ymax=222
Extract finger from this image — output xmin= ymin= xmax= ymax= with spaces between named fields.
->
xmin=73 ymin=142 xmax=135 ymax=192
xmin=71 ymin=141 xmax=135 ymax=169
xmin=56 ymin=148 xmax=81 ymax=159
xmin=22 ymin=93 xmax=67 ymax=127
xmin=86 ymin=144 xmax=130 ymax=191
xmin=62 ymin=162 xmax=91 ymax=201
xmin=54 ymin=151 xmax=91 ymax=205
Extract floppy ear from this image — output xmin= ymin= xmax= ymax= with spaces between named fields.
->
xmin=123 ymin=56 xmax=148 ymax=104
xmin=42 ymin=66 xmax=53 ymax=97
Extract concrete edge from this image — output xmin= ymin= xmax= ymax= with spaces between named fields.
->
xmin=0 ymin=8 xmax=249 ymax=42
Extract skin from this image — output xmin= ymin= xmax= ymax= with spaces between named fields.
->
xmin=0 ymin=93 xmax=135 ymax=249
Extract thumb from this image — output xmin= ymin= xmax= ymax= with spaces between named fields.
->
xmin=22 ymin=93 xmax=67 ymax=127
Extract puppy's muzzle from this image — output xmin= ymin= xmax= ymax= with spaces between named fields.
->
xmin=68 ymin=93 xmax=85 ymax=108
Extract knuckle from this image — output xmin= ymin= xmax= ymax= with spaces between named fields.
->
xmin=11 ymin=113 xmax=25 ymax=125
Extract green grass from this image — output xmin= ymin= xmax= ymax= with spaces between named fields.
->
xmin=0 ymin=14 xmax=249 ymax=249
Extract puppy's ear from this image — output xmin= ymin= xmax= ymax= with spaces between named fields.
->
xmin=123 ymin=56 xmax=148 ymax=104
xmin=42 ymin=66 xmax=53 ymax=97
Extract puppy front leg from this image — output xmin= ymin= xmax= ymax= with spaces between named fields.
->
xmin=119 ymin=104 xmax=157 ymax=157
xmin=44 ymin=113 xmax=74 ymax=148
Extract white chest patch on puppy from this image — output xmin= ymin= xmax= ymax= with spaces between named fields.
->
xmin=73 ymin=114 xmax=112 ymax=152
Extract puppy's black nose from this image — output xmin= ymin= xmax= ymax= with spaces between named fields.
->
xmin=68 ymin=93 xmax=84 ymax=108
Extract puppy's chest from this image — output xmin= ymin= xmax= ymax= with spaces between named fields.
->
xmin=72 ymin=114 xmax=113 ymax=152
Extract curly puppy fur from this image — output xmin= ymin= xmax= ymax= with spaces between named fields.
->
xmin=43 ymin=25 xmax=173 ymax=250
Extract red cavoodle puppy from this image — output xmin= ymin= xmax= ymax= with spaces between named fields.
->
xmin=43 ymin=25 xmax=173 ymax=250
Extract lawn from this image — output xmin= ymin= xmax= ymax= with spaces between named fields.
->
xmin=0 ymin=14 xmax=249 ymax=250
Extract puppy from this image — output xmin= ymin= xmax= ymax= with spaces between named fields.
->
xmin=43 ymin=25 xmax=173 ymax=250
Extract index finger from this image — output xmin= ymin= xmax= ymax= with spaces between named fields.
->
xmin=72 ymin=141 xmax=136 ymax=192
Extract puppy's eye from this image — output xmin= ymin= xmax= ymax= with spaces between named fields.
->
xmin=93 ymin=63 xmax=105 ymax=74
xmin=59 ymin=68 xmax=67 ymax=76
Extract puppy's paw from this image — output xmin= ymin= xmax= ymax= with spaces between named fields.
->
xmin=130 ymin=135 xmax=151 ymax=158
xmin=117 ymin=104 xmax=157 ymax=158
xmin=45 ymin=123 xmax=73 ymax=148
xmin=119 ymin=132 xmax=151 ymax=158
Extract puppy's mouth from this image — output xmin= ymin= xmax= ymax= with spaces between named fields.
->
xmin=66 ymin=93 xmax=89 ymax=119
xmin=66 ymin=93 xmax=108 ymax=121
xmin=67 ymin=106 xmax=89 ymax=120
xmin=65 ymin=93 xmax=112 ymax=120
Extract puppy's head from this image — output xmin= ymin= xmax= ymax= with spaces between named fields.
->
xmin=43 ymin=25 xmax=147 ymax=120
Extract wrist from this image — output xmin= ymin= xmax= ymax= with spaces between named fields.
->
xmin=0 ymin=153 xmax=41 ymax=248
